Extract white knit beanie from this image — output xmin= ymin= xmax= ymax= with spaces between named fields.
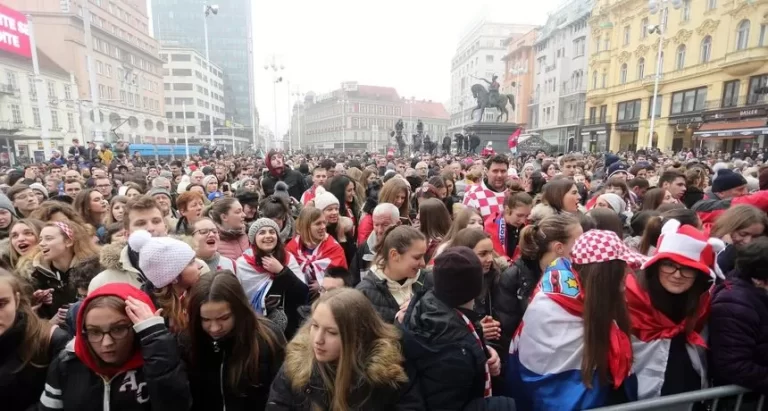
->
xmin=598 ymin=193 xmax=626 ymax=215
xmin=128 ymin=230 xmax=196 ymax=289
xmin=313 ymin=187 xmax=339 ymax=211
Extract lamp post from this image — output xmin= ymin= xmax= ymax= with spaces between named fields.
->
xmin=264 ymin=55 xmax=284 ymax=152
xmin=203 ymin=4 xmax=218 ymax=147
xmin=292 ymin=88 xmax=305 ymax=152
xmin=647 ymin=0 xmax=683 ymax=149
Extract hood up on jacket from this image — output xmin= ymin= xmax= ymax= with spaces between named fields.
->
xmin=401 ymin=290 xmax=477 ymax=357
xmin=75 ymin=282 xmax=157 ymax=377
xmin=282 ymin=324 xmax=407 ymax=391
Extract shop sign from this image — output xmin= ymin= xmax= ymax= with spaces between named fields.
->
xmin=616 ymin=122 xmax=639 ymax=131
xmin=703 ymin=107 xmax=768 ymax=122
xmin=580 ymin=125 xmax=607 ymax=133
xmin=668 ymin=116 xmax=703 ymax=125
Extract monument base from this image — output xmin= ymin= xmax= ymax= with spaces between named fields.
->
xmin=465 ymin=122 xmax=520 ymax=155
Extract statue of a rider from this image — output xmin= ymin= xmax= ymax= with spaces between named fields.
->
xmin=416 ymin=119 xmax=424 ymax=136
xmin=395 ymin=119 xmax=404 ymax=137
xmin=480 ymin=74 xmax=501 ymax=107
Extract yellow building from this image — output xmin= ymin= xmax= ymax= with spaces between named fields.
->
xmin=583 ymin=0 xmax=768 ymax=153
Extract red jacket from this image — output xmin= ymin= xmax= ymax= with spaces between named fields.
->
xmin=357 ymin=213 xmax=373 ymax=246
xmin=481 ymin=147 xmax=496 ymax=157
xmin=484 ymin=212 xmax=521 ymax=261
xmin=691 ymin=190 xmax=768 ymax=229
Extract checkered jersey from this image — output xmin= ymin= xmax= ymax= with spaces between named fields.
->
xmin=462 ymin=180 xmax=506 ymax=221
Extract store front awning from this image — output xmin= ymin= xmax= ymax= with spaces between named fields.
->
xmin=693 ymin=119 xmax=768 ymax=138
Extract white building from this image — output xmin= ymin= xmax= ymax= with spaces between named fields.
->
xmin=0 ymin=49 xmax=83 ymax=163
xmin=449 ymin=20 xmax=537 ymax=134
xmin=160 ymin=46 xmax=232 ymax=147
xmin=528 ymin=0 xmax=593 ymax=152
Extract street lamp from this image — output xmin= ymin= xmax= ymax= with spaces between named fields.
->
xmin=292 ymin=88 xmax=305 ymax=152
xmin=646 ymin=0 xmax=683 ymax=148
xmin=203 ymin=4 xmax=218 ymax=147
xmin=264 ymin=55 xmax=284 ymax=152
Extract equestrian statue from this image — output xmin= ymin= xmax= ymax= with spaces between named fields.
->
xmin=471 ymin=74 xmax=516 ymax=123
xmin=390 ymin=119 xmax=407 ymax=156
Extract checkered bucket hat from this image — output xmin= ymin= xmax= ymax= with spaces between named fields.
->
xmin=571 ymin=229 xmax=648 ymax=269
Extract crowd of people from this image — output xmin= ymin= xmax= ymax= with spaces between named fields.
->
xmin=1 ymin=143 xmax=768 ymax=411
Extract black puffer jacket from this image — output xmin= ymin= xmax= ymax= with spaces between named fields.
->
xmin=398 ymin=291 xmax=516 ymax=410
xmin=355 ymin=269 xmax=431 ymax=323
xmin=262 ymin=169 xmax=306 ymax=201
xmin=493 ymin=258 xmax=541 ymax=354
xmin=0 ymin=312 xmax=70 ymax=411
xmin=23 ymin=255 xmax=102 ymax=322
xmin=183 ymin=322 xmax=286 ymax=411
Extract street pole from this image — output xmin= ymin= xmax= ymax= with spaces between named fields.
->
xmin=647 ymin=14 xmax=665 ymax=149
xmin=26 ymin=15 xmax=53 ymax=159
xmin=202 ymin=5 xmax=215 ymax=147
xmin=231 ymin=116 xmax=235 ymax=155
xmin=80 ymin=2 xmax=103 ymax=144
xmin=272 ymin=79 xmax=277 ymax=152
xmin=182 ymin=102 xmax=189 ymax=159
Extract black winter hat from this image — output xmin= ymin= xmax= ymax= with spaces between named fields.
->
xmin=712 ymin=169 xmax=747 ymax=193
xmin=433 ymin=247 xmax=484 ymax=308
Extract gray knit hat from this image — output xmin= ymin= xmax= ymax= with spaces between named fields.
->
xmin=248 ymin=218 xmax=281 ymax=244
xmin=148 ymin=187 xmax=172 ymax=200
xmin=0 ymin=192 xmax=16 ymax=217
xmin=29 ymin=183 xmax=49 ymax=199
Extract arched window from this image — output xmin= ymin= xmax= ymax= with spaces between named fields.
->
xmin=620 ymin=63 xmax=628 ymax=84
xmin=737 ymin=20 xmax=750 ymax=50
xmin=637 ymin=58 xmax=645 ymax=79
xmin=675 ymin=45 xmax=686 ymax=70
xmin=592 ymin=70 xmax=598 ymax=89
xmin=700 ymin=36 xmax=712 ymax=62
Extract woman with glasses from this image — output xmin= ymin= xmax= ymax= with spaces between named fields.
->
xmin=625 ymin=219 xmax=722 ymax=400
xmin=189 ymin=218 xmax=235 ymax=273
xmin=39 ymin=283 xmax=191 ymax=411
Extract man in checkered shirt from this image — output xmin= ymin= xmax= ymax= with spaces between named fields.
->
xmin=463 ymin=154 xmax=510 ymax=221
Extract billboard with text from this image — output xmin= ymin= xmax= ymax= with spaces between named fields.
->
xmin=0 ymin=4 xmax=31 ymax=58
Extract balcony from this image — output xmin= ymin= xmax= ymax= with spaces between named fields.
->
xmin=720 ymin=47 xmax=768 ymax=76
xmin=529 ymin=95 xmax=540 ymax=106
xmin=594 ymin=49 xmax=611 ymax=63
xmin=581 ymin=116 xmax=612 ymax=126
xmin=587 ymin=86 xmax=609 ymax=105
xmin=702 ymin=94 xmax=768 ymax=111
xmin=0 ymin=84 xmax=17 ymax=95
xmin=0 ymin=121 xmax=22 ymax=132
xmin=560 ymin=83 xmax=587 ymax=97
xmin=545 ymin=62 xmax=558 ymax=73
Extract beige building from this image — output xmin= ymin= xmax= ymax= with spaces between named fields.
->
xmin=502 ymin=29 xmax=538 ymax=126
xmin=584 ymin=0 xmax=768 ymax=153
xmin=8 ymin=0 xmax=168 ymax=144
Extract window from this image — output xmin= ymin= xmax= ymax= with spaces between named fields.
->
xmin=620 ymin=64 xmax=628 ymax=84
xmin=171 ymin=68 xmax=192 ymax=76
xmin=171 ymin=54 xmax=191 ymax=62
xmin=96 ymin=60 xmax=103 ymax=75
xmin=98 ymin=84 xmax=105 ymax=99
xmin=28 ymin=77 xmax=36 ymax=99
xmin=707 ymin=0 xmax=716 ymax=10
xmin=747 ymin=74 xmax=768 ymax=104
xmin=682 ymin=0 xmax=691 ymax=22
xmin=760 ymin=24 xmax=767 ymax=46
xmin=601 ymin=71 xmax=607 ymax=88
xmin=173 ymin=83 xmax=193 ymax=91
xmin=670 ymin=87 xmax=707 ymax=114
xmin=10 ymin=104 xmax=21 ymax=123
xmin=595 ymin=36 xmax=601 ymax=52
xmin=32 ymin=108 xmax=40 ymax=127
xmin=120 ymin=90 xmax=126 ymax=103
xmin=106 ymin=65 xmax=112 ymax=78
xmin=637 ymin=58 xmax=646 ymax=79
xmin=599 ymin=105 xmax=608 ymax=122
xmin=617 ymin=100 xmax=641 ymax=121
xmin=51 ymin=111 xmax=59 ymax=129
xmin=675 ymin=45 xmax=686 ymax=69
xmin=648 ymin=96 xmax=662 ymax=118
xmin=46 ymin=81 xmax=56 ymax=99
xmin=700 ymin=36 xmax=712 ymax=62
xmin=67 ymin=113 xmax=75 ymax=131
xmin=722 ymin=80 xmax=740 ymax=107
xmin=6 ymin=71 xmax=17 ymax=90
xmin=64 ymin=85 xmax=71 ymax=100
xmin=641 ymin=18 xmax=649 ymax=39
xmin=486 ymin=55 xmax=494 ymax=63
xmin=736 ymin=20 xmax=750 ymax=50
xmin=623 ymin=26 xmax=631 ymax=46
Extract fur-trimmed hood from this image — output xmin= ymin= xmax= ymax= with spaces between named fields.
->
xmin=283 ymin=326 xmax=407 ymax=391
xmin=99 ymin=240 xmax=127 ymax=271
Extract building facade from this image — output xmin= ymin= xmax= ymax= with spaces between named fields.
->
xmin=502 ymin=29 xmax=538 ymax=126
xmin=449 ymin=21 xmax=537 ymax=134
xmin=401 ymin=99 xmax=450 ymax=144
xmin=301 ymin=83 xmax=404 ymax=153
xmin=0 ymin=50 xmax=83 ymax=163
xmin=529 ymin=0 xmax=593 ymax=152
xmin=151 ymin=0 xmax=257 ymax=131
xmin=9 ymin=0 xmax=168 ymax=144
xmin=584 ymin=0 xmax=768 ymax=153
xmin=160 ymin=46 xmax=237 ymax=147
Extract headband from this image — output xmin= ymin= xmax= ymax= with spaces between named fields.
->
xmin=54 ymin=221 xmax=73 ymax=240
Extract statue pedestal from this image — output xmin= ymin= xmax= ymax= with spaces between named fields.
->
xmin=465 ymin=122 xmax=521 ymax=154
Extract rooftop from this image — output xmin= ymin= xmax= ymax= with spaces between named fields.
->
xmin=1 ymin=49 xmax=68 ymax=77
xmin=347 ymin=85 xmax=401 ymax=101
xmin=403 ymin=100 xmax=450 ymax=120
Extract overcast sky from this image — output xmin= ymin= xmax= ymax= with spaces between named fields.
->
xmin=251 ymin=0 xmax=564 ymax=137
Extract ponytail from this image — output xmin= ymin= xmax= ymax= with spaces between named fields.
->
xmin=519 ymin=214 xmax=580 ymax=260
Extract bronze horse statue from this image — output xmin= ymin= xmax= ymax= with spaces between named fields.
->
xmin=471 ymin=83 xmax=516 ymax=123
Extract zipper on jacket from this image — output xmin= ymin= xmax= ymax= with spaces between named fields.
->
xmin=102 ymin=377 xmax=111 ymax=411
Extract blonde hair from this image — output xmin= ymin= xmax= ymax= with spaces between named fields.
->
xmin=296 ymin=206 xmax=323 ymax=245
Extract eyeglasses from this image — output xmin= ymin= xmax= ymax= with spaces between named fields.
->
xmin=194 ymin=228 xmax=219 ymax=236
xmin=84 ymin=324 xmax=133 ymax=343
xmin=658 ymin=261 xmax=698 ymax=279
xmin=96 ymin=184 xmax=111 ymax=189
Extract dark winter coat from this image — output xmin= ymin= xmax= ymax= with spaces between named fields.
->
xmin=682 ymin=186 xmax=704 ymax=209
xmin=355 ymin=269 xmax=431 ymax=323
xmin=38 ymin=284 xmax=191 ymax=411
xmin=0 ymin=312 xmax=70 ymax=411
xmin=22 ymin=255 xmax=102 ymax=321
xmin=183 ymin=322 xmax=286 ymax=411
xmin=266 ymin=326 xmax=415 ymax=410
xmin=398 ymin=290 xmax=516 ymax=411
xmin=262 ymin=168 xmax=306 ymax=201
xmin=710 ymin=276 xmax=768 ymax=394
xmin=493 ymin=258 xmax=541 ymax=353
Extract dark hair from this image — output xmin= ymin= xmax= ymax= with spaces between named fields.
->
xmin=208 ymin=197 xmax=240 ymax=225
xmin=418 ymin=198 xmax=451 ymax=240
xmin=505 ymin=191 xmax=533 ymax=210
xmin=519 ymin=214 xmax=580 ymax=260
xmin=328 ymin=176 xmax=359 ymax=221
xmin=635 ymin=265 xmax=710 ymax=335
xmin=735 ymin=237 xmax=768 ymax=281
xmin=586 ymin=208 xmax=623 ymax=238
xmin=450 ymin=227 xmax=489 ymax=249
xmin=124 ymin=195 xmax=163 ymax=231
xmin=73 ymin=189 xmax=105 ymax=228
xmin=638 ymin=209 xmax=701 ymax=255
xmin=485 ymin=154 xmax=509 ymax=170
xmin=574 ymin=260 xmax=631 ymax=387
xmin=640 ymin=188 xmax=666 ymax=211
xmin=541 ymin=179 xmax=576 ymax=212
xmin=186 ymin=271 xmax=282 ymax=393
xmin=373 ymin=225 xmax=426 ymax=267
xmin=630 ymin=210 xmax=660 ymax=237
xmin=325 ymin=266 xmax=353 ymax=287
xmin=659 ymin=170 xmax=684 ymax=186
xmin=259 ymin=195 xmax=290 ymax=220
